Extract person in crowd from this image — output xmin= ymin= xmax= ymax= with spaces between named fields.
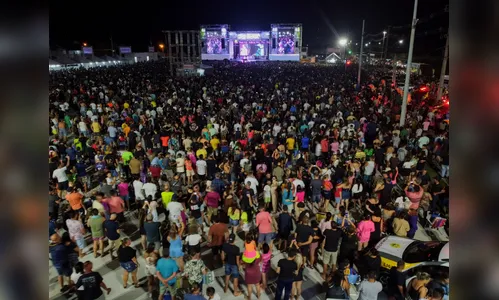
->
xmin=256 ymin=203 xmax=274 ymax=250
xmin=144 ymin=243 xmax=159 ymax=299
xmin=156 ymin=248 xmax=179 ymax=300
xmin=50 ymin=233 xmax=72 ymax=290
xmin=221 ymin=233 xmax=242 ymax=296
xmin=117 ymin=237 xmax=140 ymax=288
xmin=276 ymin=248 xmax=298 ymax=300
xmin=242 ymin=242 xmax=263 ymax=300
xmin=357 ymin=270 xmax=383 ymax=300
xmin=357 ymin=214 xmax=375 ymax=251
xmin=184 ymin=247 xmax=207 ymax=291
xmin=87 ymin=208 xmax=105 ymax=258
xmin=144 ymin=213 xmax=161 ymax=251
xmin=407 ymin=272 xmax=432 ymax=300
xmin=167 ymin=218 xmax=185 ymax=271
xmin=74 ymin=261 xmax=112 ymax=300
xmin=321 ymin=221 xmax=342 ymax=280
xmin=69 ymin=261 xmax=85 ymax=299
xmin=393 ymin=210 xmax=411 ymax=237
xmin=184 ymin=282 xmax=206 ymax=300
xmin=208 ymin=215 xmax=228 ymax=265
xmin=65 ymin=210 xmax=86 ymax=258
xmin=103 ymin=213 xmax=121 ymax=259
xmin=387 ymin=260 xmax=407 ymax=300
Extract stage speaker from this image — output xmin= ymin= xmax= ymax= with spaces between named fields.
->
xmin=201 ymin=41 xmax=205 ymax=48
xmin=272 ymin=38 xmax=276 ymax=49
xmin=295 ymin=41 xmax=299 ymax=47
xmin=221 ymin=38 xmax=225 ymax=49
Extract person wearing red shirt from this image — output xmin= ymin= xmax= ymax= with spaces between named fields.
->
xmin=204 ymin=186 xmax=221 ymax=224
xmin=106 ymin=190 xmax=125 ymax=222
xmin=149 ymin=164 xmax=161 ymax=180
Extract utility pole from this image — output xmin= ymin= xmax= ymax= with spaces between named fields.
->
xmin=357 ymin=20 xmax=365 ymax=89
xmin=392 ymin=53 xmax=397 ymax=87
xmin=437 ymin=34 xmax=449 ymax=101
xmin=110 ymin=34 xmax=114 ymax=56
xmin=384 ymin=27 xmax=390 ymax=64
xmin=400 ymin=0 xmax=419 ymax=127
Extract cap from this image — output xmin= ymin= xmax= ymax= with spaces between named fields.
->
xmin=228 ymin=233 xmax=236 ymax=243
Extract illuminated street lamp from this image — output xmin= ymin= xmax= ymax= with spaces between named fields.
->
xmin=338 ymin=38 xmax=348 ymax=59
xmin=159 ymin=44 xmax=165 ymax=52
xmin=83 ymin=42 xmax=87 ymax=47
xmin=399 ymin=40 xmax=404 ymax=44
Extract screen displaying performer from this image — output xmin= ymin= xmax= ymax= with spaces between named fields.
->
xmin=206 ymin=37 xmax=222 ymax=54
xmin=277 ymin=36 xmax=295 ymax=54
xmin=239 ymin=43 xmax=265 ymax=57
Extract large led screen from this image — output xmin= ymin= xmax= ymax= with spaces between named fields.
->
xmin=206 ymin=37 xmax=222 ymax=54
xmin=239 ymin=43 xmax=265 ymax=57
xmin=277 ymin=36 xmax=295 ymax=54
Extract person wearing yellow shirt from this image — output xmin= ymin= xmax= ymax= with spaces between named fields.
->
xmin=196 ymin=147 xmax=207 ymax=159
xmin=286 ymin=136 xmax=295 ymax=151
xmin=210 ymin=136 xmax=220 ymax=151
xmin=123 ymin=102 xmax=130 ymax=109
xmin=91 ymin=121 xmax=101 ymax=134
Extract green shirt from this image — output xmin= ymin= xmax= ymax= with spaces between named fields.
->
xmin=88 ymin=215 xmax=104 ymax=238
xmin=121 ymin=151 xmax=134 ymax=166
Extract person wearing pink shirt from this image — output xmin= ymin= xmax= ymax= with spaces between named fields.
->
xmin=117 ymin=179 xmax=130 ymax=211
xmin=255 ymin=203 xmax=274 ymax=249
xmin=357 ymin=214 xmax=375 ymax=251
xmin=107 ymin=190 xmax=125 ymax=222
xmin=330 ymin=139 xmax=339 ymax=155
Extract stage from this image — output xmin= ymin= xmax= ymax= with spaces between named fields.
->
xmin=200 ymin=24 xmax=303 ymax=62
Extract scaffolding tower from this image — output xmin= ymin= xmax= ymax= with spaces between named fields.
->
xmin=162 ymin=30 xmax=202 ymax=75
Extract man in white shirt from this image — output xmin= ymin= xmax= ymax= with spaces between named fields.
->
xmin=52 ymin=156 xmax=71 ymax=197
xmin=418 ymin=135 xmax=430 ymax=149
xmin=133 ymin=179 xmax=145 ymax=202
xmin=244 ymin=173 xmax=259 ymax=195
xmin=196 ymin=157 xmax=207 ymax=179
xmin=78 ymin=119 xmax=89 ymax=137
xmin=143 ymin=178 xmax=158 ymax=200
xmin=292 ymin=178 xmax=305 ymax=197
xmin=167 ymin=198 xmax=184 ymax=226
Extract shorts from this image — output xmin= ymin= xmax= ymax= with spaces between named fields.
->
xmin=159 ymin=283 xmax=177 ymax=297
xmin=211 ymin=245 xmax=222 ymax=255
xmin=342 ymin=190 xmax=351 ymax=200
xmin=299 ymin=245 xmax=310 ymax=257
xmin=264 ymin=196 xmax=271 ymax=203
xmin=120 ymin=261 xmax=138 ymax=272
xmin=225 ymin=264 xmax=239 ymax=278
xmin=55 ymin=264 xmax=72 ymax=277
xmin=335 ymin=197 xmax=341 ymax=204
xmin=196 ymin=217 xmax=203 ymax=225
xmin=229 ymin=219 xmax=240 ymax=226
xmin=58 ymin=181 xmax=69 ymax=191
xmin=145 ymin=264 xmax=157 ymax=276
xmin=207 ymin=206 xmax=218 ymax=218
xmin=312 ymin=194 xmax=322 ymax=203
xmin=92 ymin=236 xmax=104 ymax=241
xmin=258 ymin=232 xmax=274 ymax=244
xmin=323 ymin=250 xmax=338 ymax=267
xmin=323 ymin=190 xmax=331 ymax=200
xmin=186 ymin=170 xmax=195 ymax=176
xmin=75 ymin=237 xmax=86 ymax=249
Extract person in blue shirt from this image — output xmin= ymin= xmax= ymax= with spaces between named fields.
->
xmin=156 ymin=249 xmax=179 ymax=298
xmin=281 ymin=183 xmax=294 ymax=212
xmin=184 ymin=282 xmax=207 ymax=300
xmin=301 ymin=136 xmax=310 ymax=151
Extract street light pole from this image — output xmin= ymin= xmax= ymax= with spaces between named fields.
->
xmin=400 ymin=0 xmax=419 ymax=127
xmin=437 ymin=34 xmax=449 ymax=101
xmin=381 ymin=31 xmax=387 ymax=60
xmin=357 ymin=20 xmax=365 ymax=88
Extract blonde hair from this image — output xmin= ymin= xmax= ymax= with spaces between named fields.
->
xmin=416 ymin=272 xmax=431 ymax=281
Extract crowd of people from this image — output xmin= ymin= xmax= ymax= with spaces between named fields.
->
xmin=49 ymin=61 xmax=450 ymax=300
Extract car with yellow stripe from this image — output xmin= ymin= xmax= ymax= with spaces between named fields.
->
xmin=375 ymin=236 xmax=449 ymax=287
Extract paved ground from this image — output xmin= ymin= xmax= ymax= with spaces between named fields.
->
xmin=50 ymin=206 xmax=440 ymax=300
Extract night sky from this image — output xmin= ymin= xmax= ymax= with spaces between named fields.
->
xmin=50 ymin=0 xmax=448 ymax=64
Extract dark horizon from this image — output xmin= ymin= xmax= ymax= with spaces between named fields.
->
xmin=50 ymin=0 xmax=448 ymax=65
